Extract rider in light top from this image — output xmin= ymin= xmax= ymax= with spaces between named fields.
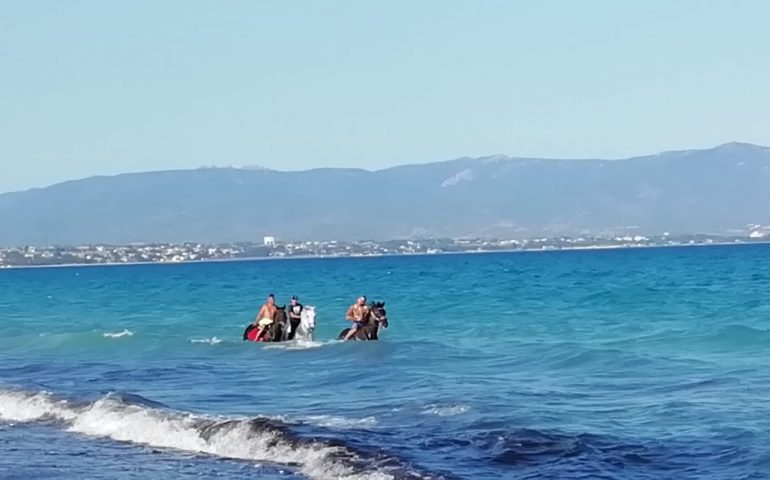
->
xmin=287 ymin=295 xmax=303 ymax=340
xmin=344 ymin=295 xmax=369 ymax=340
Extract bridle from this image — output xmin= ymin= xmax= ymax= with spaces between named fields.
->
xmin=369 ymin=306 xmax=388 ymax=327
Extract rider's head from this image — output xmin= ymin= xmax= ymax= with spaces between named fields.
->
xmin=267 ymin=294 xmax=275 ymax=305
xmin=357 ymin=295 xmax=367 ymax=306
xmin=291 ymin=295 xmax=298 ymax=304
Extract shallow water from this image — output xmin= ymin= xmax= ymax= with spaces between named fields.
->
xmin=2 ymin=245 xmax=770 ymax=479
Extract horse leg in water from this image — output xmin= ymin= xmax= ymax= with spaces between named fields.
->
xmin=271 ymin=322 xmax=284 ymax=342
xmin=366 ymin=324 xmax=379 ymax=340
xmin=281 ymin=321 xmax=290 ymax=341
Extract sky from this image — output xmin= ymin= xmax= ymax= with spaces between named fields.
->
xmin=1 ymin=0 xmax=769 ymax=194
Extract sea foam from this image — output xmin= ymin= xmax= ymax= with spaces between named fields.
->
xmin=189 ymin=336 xmax=223 ymax=345
xmin=301 ymin=415 xmax=379 ymax=429
xmin=103 ymin=329 xmax=134 ymax=338
xmin=421 ymin=404 xmax=469 ymax=417
xmin=263 ymin=339 xmax=334 ymax=351
xmin=0 ymin=388 xmax=396 ymax=480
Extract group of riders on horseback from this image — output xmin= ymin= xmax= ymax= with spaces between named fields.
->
xmin=243 ymin=294 xmax=388 ymax=343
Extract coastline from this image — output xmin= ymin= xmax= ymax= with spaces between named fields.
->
xmin=2 ymin=240 xmax=767 ymax=272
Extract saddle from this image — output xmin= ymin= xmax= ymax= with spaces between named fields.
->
xmin=243 ymin=323 xmax=271 ymax=342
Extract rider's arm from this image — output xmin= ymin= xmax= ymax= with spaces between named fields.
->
xmin=257 ymin=305 xmax=267 ymax=320
xmin=345 ymin=306 xmax=356 ymax=321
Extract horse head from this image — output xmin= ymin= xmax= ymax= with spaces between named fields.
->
xmin=368 ymin=301 xmax=388 ymax=329
xmin=300 ymin=306 xmax=317 ymax=333
xmin=274 ymin=306 xmax=287 ymax=324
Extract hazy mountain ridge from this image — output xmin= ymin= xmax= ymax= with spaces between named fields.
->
xmin=2 ymin=142 xmax=770 ymax=246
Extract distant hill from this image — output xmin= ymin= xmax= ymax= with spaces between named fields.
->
xmin=2 ymin=142 xmax=770 ymax=246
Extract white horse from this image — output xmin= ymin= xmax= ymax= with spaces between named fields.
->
xmin=290 ymin=306 xmax=316 ymax=342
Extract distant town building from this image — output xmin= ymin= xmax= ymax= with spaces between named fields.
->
xmin=0 ymin=234 xmax=766 ymax=268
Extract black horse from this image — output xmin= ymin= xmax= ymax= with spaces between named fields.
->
xmin=338 ymin=301 xmax=388 ymax=341
xmin=243 ymin=306 xmax=288 ymax=342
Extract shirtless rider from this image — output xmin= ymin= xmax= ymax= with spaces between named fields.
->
xmin=343 ymin=295 xmax=369 ymax=341
xmin=254 ymin=294 xmax=277 ymax=340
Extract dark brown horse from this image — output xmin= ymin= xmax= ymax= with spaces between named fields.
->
xmin=243 ymin=306 xmax=288 ymax=342
xmin=338 ymin=301 xmax=388 ymax=341
xmin=268 ymin=306 xmax=288 ymax=341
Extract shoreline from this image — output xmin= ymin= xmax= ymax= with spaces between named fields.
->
xmin=2 ymin=240 xmax=768 ymax=272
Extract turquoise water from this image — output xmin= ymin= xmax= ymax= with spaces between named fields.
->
xmin=2 ymin=245 xmax=770 ymax=479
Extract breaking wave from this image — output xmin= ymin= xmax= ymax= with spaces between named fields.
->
xmin=0 ymin=388 xmax=430 ymax=480
xmin=103 ymin=329 xmax=134 ymax=338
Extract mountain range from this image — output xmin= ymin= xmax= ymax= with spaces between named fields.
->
xmin=2 ymin=142 xmax=770 ymax=246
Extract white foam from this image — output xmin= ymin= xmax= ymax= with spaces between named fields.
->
xmin=0 ymin=390 xmax=78 ymax=423
xmin=103 ymin=329 xmax=134 ymax=338
xmin=301 ymin=415 xmax=378 ymax=429
xmin=421 ymin=404 xmax=469 ymax=417
xmin=190 ymin=337 xmax=223 ymax=345
xmin=263 ymin=339 xmax=337 ymax=351
xmin=0 ymin=389 xmax=392 ymax=480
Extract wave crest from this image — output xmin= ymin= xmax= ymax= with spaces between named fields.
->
xmin=0 ymin=388 xmax=428 ymax=480
xmin=103 ymin=329 xmax=134 ymax=338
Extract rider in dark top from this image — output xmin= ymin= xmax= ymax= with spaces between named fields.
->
xmin=287 ymin=295 xmax=303 ymax=340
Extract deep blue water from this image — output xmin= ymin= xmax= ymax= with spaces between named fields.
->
xmin=2 ymin=245 xmax=770 ymax=479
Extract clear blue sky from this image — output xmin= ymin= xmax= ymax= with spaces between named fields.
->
xmin=2 ymin=1 xmax=769 ymax=193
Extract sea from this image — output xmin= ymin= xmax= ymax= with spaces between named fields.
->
xmin=1 ymin=244 xmax=770 ymax=480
